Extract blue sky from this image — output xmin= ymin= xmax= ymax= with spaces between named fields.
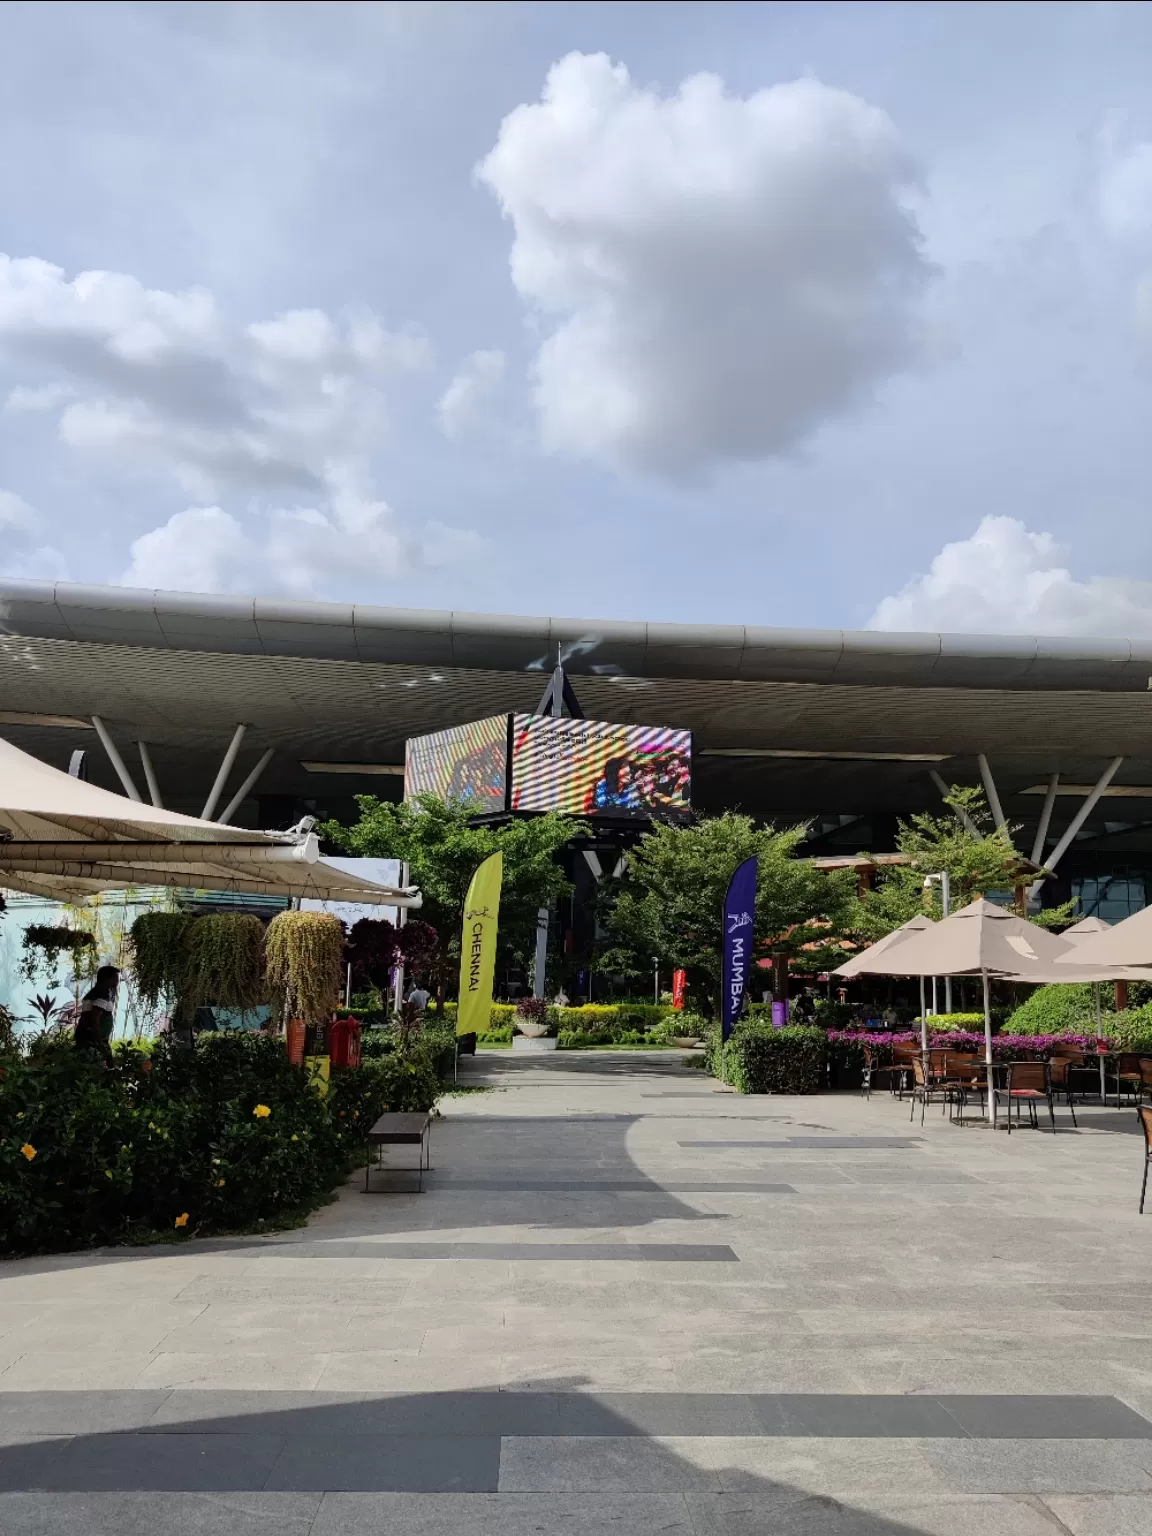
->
xmin=1 ymin=1 xmax=1152 ymax=635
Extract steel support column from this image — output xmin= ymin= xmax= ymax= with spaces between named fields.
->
xmin=201 ymin=724 xmax=247 ymax=820
xmin=977 ymin=754 xmax=1007 ymax=830
xmin=1030 ymin=773 xmax=1059 ymax=865
xmin=218 ymin=748 xmax=275 ymax=826
xmin=1031 ymin=757 xmax=1124 ymax=892
xmin=137 ymin=741 xmax=163 ymax=808
xmin=90 ymin=716 xmax=142 ymax=801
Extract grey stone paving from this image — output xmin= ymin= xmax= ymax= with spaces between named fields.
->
xmin=3 ymin=1047 xmax=1152 ymax=1532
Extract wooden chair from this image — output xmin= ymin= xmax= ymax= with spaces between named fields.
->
xmin=908 ymin=1056 xmax=955 ymax=1125
xmin=1109 ymin=1053 xmax=1145 ymax=1108
xmin=940 ymin=1052 xmax=983 ymax=1118
xmin=991 ymin=1061 xmax=1060 ymax=1133
xmin=890 ymin=1041 xmax=920 ymax=1099
xmin=1138 ymin=1059 xmax=1152 ymax=1106
xmin=1139 ymin=1106 xmax=1152 ymax=1213
xmin=860 ymin=1043 xmax=907 ymax=1100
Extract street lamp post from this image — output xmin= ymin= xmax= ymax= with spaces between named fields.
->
xmin=653 ymin=957 xmax=660 ymax=1006
xmin=923 ymin=871 xmax=952 ymax=1013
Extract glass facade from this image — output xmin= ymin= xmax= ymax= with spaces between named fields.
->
xmin=1073 ymin=872 xmax=1148 ymax=922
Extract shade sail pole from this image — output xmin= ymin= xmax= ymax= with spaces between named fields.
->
xmin=983 ymin=970 xmax=996 ymax=1127
xmin=920 ymin=976 xmax=927 ymax=1052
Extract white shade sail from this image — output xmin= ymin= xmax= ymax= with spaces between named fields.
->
xmin=0 ymin=735 xmax=420 ymax=909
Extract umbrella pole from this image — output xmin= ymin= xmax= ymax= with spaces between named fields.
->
xmin=1096 ymin=983 xmax=1105 ymax=1104
xmin=983 ymin=970 xmax=996 ymax=1127
xmin=920 ymin=976 xmax=927 ymax=1052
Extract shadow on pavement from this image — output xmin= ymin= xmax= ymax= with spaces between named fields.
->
xmin=0 ymin=1385 xmax=964 ymax=1534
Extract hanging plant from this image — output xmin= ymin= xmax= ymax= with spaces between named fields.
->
xmin=19 ymin=925 xmax=96 ymax=984
xmin=184 ymin=914 xmax=267 ymax=1011
xmin=130 ymin=912 xmax=196 ymax=1008
xmin=266 ymin=911 xmax=344 ymax=1024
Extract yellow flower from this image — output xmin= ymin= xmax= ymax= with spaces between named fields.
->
xmin=216 ymin=1178 xmax=225 ymax=1187
xmin=253 ymin=1104 xmax=271 ymax=1118
xmin=20 ymin=1143 xmax=36 ymax=1161
xmin=174 ymin=1212 xmax=189 ymax=1228
xmin=290 ymin=1134 xmax=298 ymax=1142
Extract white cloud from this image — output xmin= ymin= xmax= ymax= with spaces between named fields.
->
xmin=0 ymin=488 xmax=67 ymax=580
xmin=477 ymin=52 xmax=929 ymax=476
xmin=4 ymin=382 xmax=73 ymax=412
xmin=120 ymin=506 xmax=254 ymax=593
xmin=0 ymin=250 xmax=488 ymax=598
xmin=869 ymin=515 xmax=1152 ymax=637
xmin=119 ymin=471 xmax=481 ymax=598
xmin=1099 ymin=140 xmax=1152 ymax=238
xmin=437 ymin=348 xmax=506 ymax=438
xmin=0 ymin=255 xmax=430 ymax=495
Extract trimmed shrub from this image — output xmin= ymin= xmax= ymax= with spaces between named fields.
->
xmin=707 ymin=1023 xmax=827 ymax=1095
xmin=1006 ymin=984 xmax=1108 ymax=1035
xmin=1106 ymin=1007 xmax=1152 ymax=1053
xmin=1 ymin=1030 xmax=442 ymax=1256
xmin=925 ymin=1013 xmax=986 ymax=1032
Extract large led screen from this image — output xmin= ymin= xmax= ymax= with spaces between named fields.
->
xmin=405 ymin=715 xmax=509 ymax=810
xmin=510 ymin=714 xmax=692 ymax=817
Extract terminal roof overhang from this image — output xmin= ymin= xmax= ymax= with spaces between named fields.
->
xmin=4 ymin=579 xmax=1152 ymax=834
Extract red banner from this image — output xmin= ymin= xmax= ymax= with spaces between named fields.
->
xmin=672 ymin=969 xmax=686 ymax=1010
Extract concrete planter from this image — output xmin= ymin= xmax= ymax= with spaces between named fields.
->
xmin=512 ymin=1035 xmax=558 ymax=1053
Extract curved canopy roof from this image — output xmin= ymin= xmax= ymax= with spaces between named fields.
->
xmin=0 ymin=736 xmax=420 ymax=909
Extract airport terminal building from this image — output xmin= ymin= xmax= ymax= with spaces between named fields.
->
xmin=3 ymin=578 xmax=1152 ymax=922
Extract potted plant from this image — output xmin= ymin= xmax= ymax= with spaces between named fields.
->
xmin=513 ymin=997 xmax=552 ymax=1038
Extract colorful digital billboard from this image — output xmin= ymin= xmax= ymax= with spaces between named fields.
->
xmin=404 ymin=715 xmax=509 ymax=811
xmin=510 ymin=714 xmax=691 ymax=818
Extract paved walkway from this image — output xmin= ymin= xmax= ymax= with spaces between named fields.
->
xmin=3 ymin=1049 xmax=1152 ymax=1533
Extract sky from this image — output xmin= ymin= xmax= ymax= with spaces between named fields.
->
xmin=1 ymin=0 xmax=1152 ymax=636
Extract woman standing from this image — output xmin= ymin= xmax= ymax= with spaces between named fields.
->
xmin=72 ymin=965 xmax=120 ymax=1066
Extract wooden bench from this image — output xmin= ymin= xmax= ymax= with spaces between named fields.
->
xmin=364 ymin=1111 xmax=431 ymax=1193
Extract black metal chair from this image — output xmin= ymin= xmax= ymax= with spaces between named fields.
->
xmin=860 ymin=1043 xmax=909 ymax=1099
xmin=1139 ymin=1107 xmax=1152 ymax=1214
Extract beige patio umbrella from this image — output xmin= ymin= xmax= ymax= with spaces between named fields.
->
xmin=1053 ymin=904 xmax=1152 ymax=970
xmin=0 ymin=735 xmax=420 ymax=909
xmin=836 ymin=898 xmax=1089 ymax=1125
xmin=833 ymin=914 xmax=937 ymax=1048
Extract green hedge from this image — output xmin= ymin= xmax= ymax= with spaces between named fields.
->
xmin=1 ymin=1032 xmax=441 ymax=1256
xmin=706 ymin=1023 xmax=827 ymax=1094
xmin=557 ymin=1028 xmax=653 ymax=1049
xmin=1006 ymin=984 xmax=1111 ymax=1035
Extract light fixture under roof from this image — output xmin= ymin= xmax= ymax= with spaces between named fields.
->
xmin=301 ymin=762 xmax=405 ymax=775
xmin=0 ymin=711 xmax=93 ymax=729
xmin=700 ymin=748 xmax=949 ymax=763
xmin=1021 ymin=783 xmax=1152 ymax=797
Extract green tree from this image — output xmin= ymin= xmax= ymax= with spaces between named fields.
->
xmin=321 ymin=795 xmax=576 ymax=981
xmin=849 ymin=786 xmax=1073 ymax=942
xmin=597 ymin=813 xmax=857 ymax=1015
